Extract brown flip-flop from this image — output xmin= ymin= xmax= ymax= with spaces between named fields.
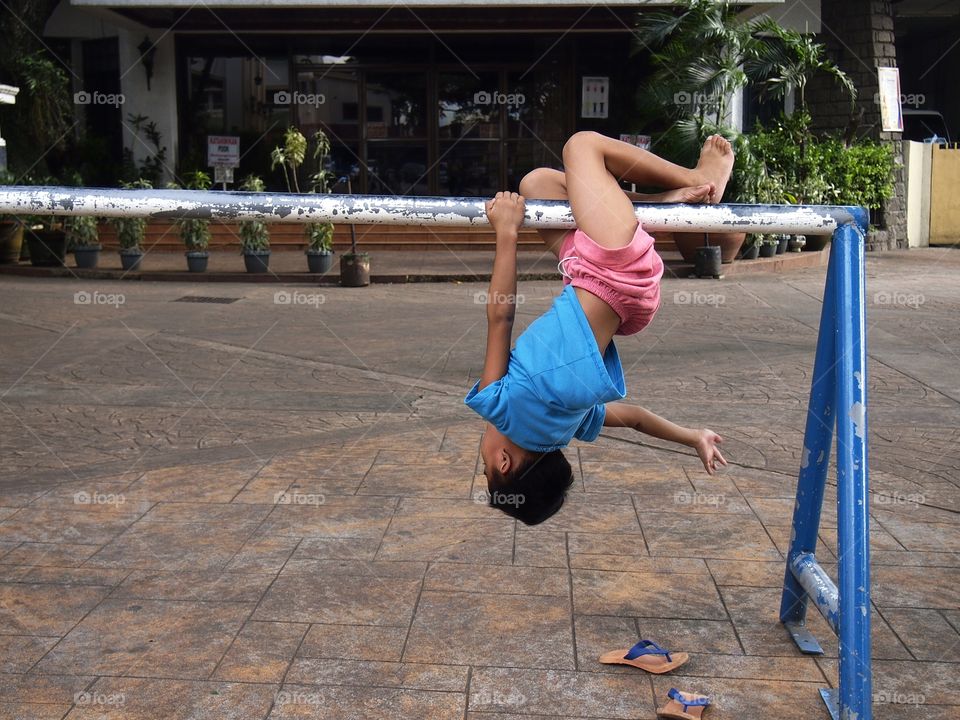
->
xmin=657 ymin=688 xmax=711 ymax=719
xmin=598 ymin=639 xmax=689 ymax=674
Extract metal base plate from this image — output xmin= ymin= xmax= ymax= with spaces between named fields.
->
xmin=785 ymin=620 xmax=825 ymax=655
xmin=819 ymin=688 xmax=840 ymax=720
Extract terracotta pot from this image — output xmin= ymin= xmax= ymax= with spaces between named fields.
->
xmin=673 ymin=232 xmax=746 ymax=264
xmin=0 ymin=221 xmax=23 ymax=264
xmin=340 ymin=252 xmax=370 ymax=287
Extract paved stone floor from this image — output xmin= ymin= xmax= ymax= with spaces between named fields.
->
xmin=0 ymin=247 xmax=957 ymax=719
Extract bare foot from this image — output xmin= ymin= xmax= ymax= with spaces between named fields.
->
xmin=657 ymin=183 xmax=714 ymax=204
xmin=694 ymin=135 xmax=735 ymax=203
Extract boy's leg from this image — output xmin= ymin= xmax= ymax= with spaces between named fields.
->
xmin=518 ymin=168 xmax=571 ymax=259
xmin=562 ymin=131 xmax=733 ymax=250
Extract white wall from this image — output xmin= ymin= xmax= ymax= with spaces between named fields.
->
xmin=904 ymin=140 xmax=931 ymax=247
xmin=45 ymin=0 xmax=178 ymax=184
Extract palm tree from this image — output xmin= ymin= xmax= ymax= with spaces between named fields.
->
xmin=745 ymin=17 xmax=856 ymax=117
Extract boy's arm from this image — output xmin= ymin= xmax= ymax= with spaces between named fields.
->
xmin=478 ymin=192 xmax=525 ymax=390
xmin=603 ymin=401 xmax=727 ymax=475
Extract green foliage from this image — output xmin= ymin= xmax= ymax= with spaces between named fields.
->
xmin=237 ymin=175 xmax=270 ymax=251
xmin=271 ymin=127 xmax=309 ymax=193
xmin=168 ymin=172 xmax=212 ymax=250
xmin=749 ymin=114 xmax=895 ymax=208
xmin=65 ymin=215 xmax=100 ymax=249
xmin=110 ymin=179 xmax=152 ymax=251
xmin=306 ymin=222 xmax=334 ymax=253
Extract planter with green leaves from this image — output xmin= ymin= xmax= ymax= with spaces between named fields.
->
xmin=66 ymin=215 xmax=101 ymax=269
xmin=171 ymin=172 xmax=212 ymax=272
xmin=113 ymin=179 xmax=151 ymax=270
xmin=272 ymin=126 xmax=341 ymax=275
xmin=0 ymin=171 xmax=24 ymax=264
xmin=758 ymin=235 xmax=778 ymax=258
xmin=24 ymin=218 xmax=67 ymax=267
xmin=740 ymin=234 xmax=762 ymax=260
xmin=238 ymin=175 xmax=271 ymax=273
xmin=306 ymin=222 xmax=334 ymax=273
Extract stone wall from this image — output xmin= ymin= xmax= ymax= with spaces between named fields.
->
xmin=806 ymin=0 xmax=905 ymax=249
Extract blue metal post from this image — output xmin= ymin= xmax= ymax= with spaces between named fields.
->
xmin=779 ymin=236 xmax=838 ymax=648
xmin=834 ymin=222 xmax=872 ymax=720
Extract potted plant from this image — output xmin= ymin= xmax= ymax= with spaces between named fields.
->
xmin=758 ymin=235 xmax=778 ymax=258
xmin=66 ymin=215 xmax=101 ymax=269
xmin=112 ymin=179 xmax=151 ymax=271
xmin=272 ymin=126 xmax=339 ymax=275
xmin=774 ymin=233 xmax=789 ymax=255
xmin=238 ymin=175 xmax=271 ymax=273
xmin=170 ymin=171 xmax=212 ymax=272
xmin=306 ymin=223 xmax=334 ymax=273
xmin=0 ymin=170 xmax=24 ymax=264
xmin=24 ymin=217 xmax=67 ymax=267
xmin=740 ymin=234 xmax=762 ymax=260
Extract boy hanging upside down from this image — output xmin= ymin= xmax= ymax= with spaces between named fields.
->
xmin=466 ymin=131 xmax=734 ymax=525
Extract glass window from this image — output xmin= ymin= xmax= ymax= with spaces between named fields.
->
xmin=439 ymin=142 xmax=499 ymax=196
xmin=438 ymin=71 xmax=500 ymax=140
xmin=506 ymin=140 xmax=564 ymax=192
xmin=365 ymin=72 xmax=428 ymax=139
xmin=294 ymin=68 xmax=360 ymax=141
xmin=506 ymin=69 xmax=566 ymax=140
xmin=365 ymin=143 xmax=430 ymax=196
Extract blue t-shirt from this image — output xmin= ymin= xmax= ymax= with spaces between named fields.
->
xmin=464 ymin=285 xmax=626 ymax=452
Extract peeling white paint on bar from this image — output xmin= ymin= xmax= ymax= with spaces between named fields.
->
xmin=0 ymin=186 xmax=863 ymax=234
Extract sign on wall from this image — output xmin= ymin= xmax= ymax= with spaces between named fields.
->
xmin=877 ymin=67 xmax=903 ymax=133
xmin=207 ymin=135 xmax=240 ymax=167
xmin=581 ymin=77 xmax=609 ymax=119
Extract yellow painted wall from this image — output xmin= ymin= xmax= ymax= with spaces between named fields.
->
xmin=929 ymin=145 xmax=960 ymax=246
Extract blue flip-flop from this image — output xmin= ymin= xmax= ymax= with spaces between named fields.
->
xmin=598 ymin=639 xmax=689 ymax=674
xmin=657 ymin=688 xmax=711 ymax=719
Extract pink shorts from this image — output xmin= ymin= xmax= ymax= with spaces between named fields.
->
xmin=558 ymin=222 xmax=663 ymax=336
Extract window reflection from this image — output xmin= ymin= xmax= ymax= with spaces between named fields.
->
xmin=438 ymin=72 xmax=499 ymax=139
xmin=366 ymin=73 xmax=427 ymax=138
xmin=439 ymin=142 xmax=499 ymax=196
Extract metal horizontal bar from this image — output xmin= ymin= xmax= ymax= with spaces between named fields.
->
xmin=790 ymin=552 xmax=840 ymax=636
xmin=0 ymin=186 xmax=868 ymax=235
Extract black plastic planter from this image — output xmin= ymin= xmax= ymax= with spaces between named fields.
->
xmin=73 ymin=245 xmax=101 ymax=269
xmin=119 ymin=249 xmax=143 ymax=271
xmin=185 ymin=251 xmax=209 ymax=272
xmin=243 ymin=250 xmax=271 ymax=274
xmin=759 ymin=242 xmax=777 ymax=258
xmin=775 ymin=235 xmax=789 ymax=254
xmin=306 ymin=250 xmax=334 ymax=274
xmin=25 ymin=229 xmax=67 ymax=267
xmin=340 ymin=252 xmax=370 ymax=287
xmin=694 ymin=246 xmax=722 ymax=278
xmin=742 ymin=244 xmax=760 ymax=260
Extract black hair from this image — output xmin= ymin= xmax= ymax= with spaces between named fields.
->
xmin=488 ymin=449 xmax=574 ymax=525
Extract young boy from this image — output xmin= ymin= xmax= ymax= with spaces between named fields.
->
xmin=466 ymin=131 xmax=732 ymax=525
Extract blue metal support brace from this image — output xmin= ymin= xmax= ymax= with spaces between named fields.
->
xmin=780 ymin=213 xmax=871 ymax=720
